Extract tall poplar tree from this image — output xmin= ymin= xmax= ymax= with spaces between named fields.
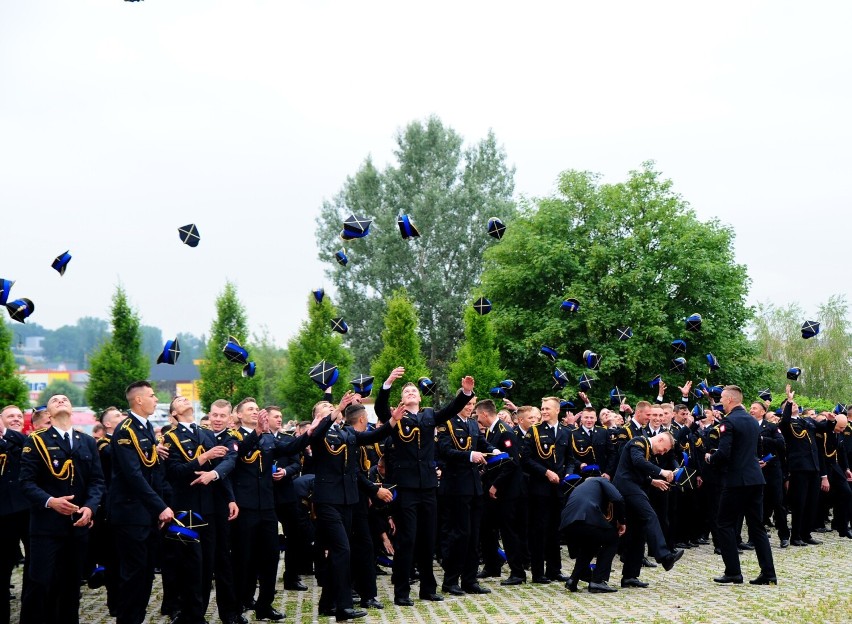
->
xmin=0 ymin=321 xmax=29 ymax=408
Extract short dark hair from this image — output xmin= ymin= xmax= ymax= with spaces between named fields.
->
xmin=344 ymin=403 xmax=366 ymax=425
xmin=98 ymin=406 xmax=121 ymax=423
xmin=125 ymin=380 xmax=152 ymax=399
xmin=264 ymin=405 xmax=282 ymax=414
xmin=235 ymin=397 xmax=258 ymax=413
xmin=474 ymin=399 xmax=497 ymax=417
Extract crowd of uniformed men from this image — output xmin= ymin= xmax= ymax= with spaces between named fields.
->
xmin=1 ymin=372 xmax=851 ymax=624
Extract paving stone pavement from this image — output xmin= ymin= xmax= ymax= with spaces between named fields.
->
xmin=9 ymin=532 xmax=852 ymax=623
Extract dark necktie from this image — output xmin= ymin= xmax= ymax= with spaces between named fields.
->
xmin=146 ymin=421 xmax=155 ymax=441
xmin=64 ymin=431 xmax=71 ymax=451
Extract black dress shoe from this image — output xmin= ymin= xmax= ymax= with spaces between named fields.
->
xmin=803 ymin=537 xmax=822 ymax=545
xmin=500 ymin=576 xmax=525 ymax=586
xmin=462 ymin=583 xmax=491 ymax=595
xmin=749 ymin=574 xmax=778 ymax=586
xmin=284 ymin=581 xmax=308 ymax=591
xmin=243 ymin=599 xmax=256 ymax=611
xmin=675 ymin=542 xmax=693 ymax=549
xmin=359 ymin=598 xmax=383 ymax=609
xmin=620 ymin=578 xmax=649 ymax=588
xmin=738 ymin=542 xmax=755 ymax=550
xmin=441 ymin=584 xmax=464 ymax=596
xmin=532 ymin=576 xmax=551 ymax=584
xmin=790 ymin=539 xmax=807 ymax=546
xmin=375 ymin=567 xmax=388 ymax=575
xmin=419 ymin=593 xmax=444 ymax=602
xmin=695 ymin=537 xmax=710 ymax=545
xmin=841 ymin=530 xmax=852 ymax=539
xmin=548 ymin=573 xmax=570 ymax=582
xmin=336 ymin=608 xmax=367 ymax=621
xmin=713 ymin=547 xmax=722 ymax=555
xmin=477 ymin=569 xmax=500 ymax=579
xmin=393 ymin=597 xmax=414 ymax=607
xmin=814 ymin=526 xmax=829 ymax=533
xmin=229 ymin=615 xmax=249 ymax=624
xmin=588 ymin=581 xmax=618 ymax=593
xmin=564 ymin=577 xmax=578 ymax=592
xmin=254 ymin=607 xmax=285 ymax=621
xmin=641 ymin=557 xmax=657 ymax=568
xmin=713 ymin=574 xmax=744 ymax=584
xmin=661 ymin=548 xmax=684 ymax=572
xmin=780 ymin=539 xmax=790 ymax=548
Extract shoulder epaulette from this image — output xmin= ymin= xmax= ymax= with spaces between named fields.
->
xmin=228 ymin=428 xmax=244 ymax=441
xmin=497 ymin=422 xmax=507 ymax=433
xmin=30 ymin=427 xmax=49 ymax=436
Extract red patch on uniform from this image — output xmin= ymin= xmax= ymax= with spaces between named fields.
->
xmin=233 ymin=443 xmax=239 ymax=451
xmin=504 ymin=440 xmax=512 ymax=448
xmin=719 ymin=424 xmax=726 ymax=433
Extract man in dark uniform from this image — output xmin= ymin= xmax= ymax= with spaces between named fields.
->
xmin=779 ymin=385 xmax=836 ymax=546
xmin=267 ymin=407 xmax=307 ymax=591
xmin=750 ymin=401 xmax=789 ymax=547
xmin=436 ymin=393 xmax=493 ymax=597
xmin=476 ymin=399 xmax=526 ymax=586
xmin=818 ymin=413 xmax=852 ymax=538
xmin=560 ymin=477 xmax=626 ymax=593
xmin=704 ymin=385 xmax=777 ymax=584
xmin=695 ymin=408 xmax=723 ymax=549
xmin=0 ymin=405 xmax=29 ymax=624
xmin=18 ymin=394 xmax=105 ymax=624
xmin=520 ymin=396 xmax=574 ymax=584
xmin=109 ymin=380 xmax=174 ymax=624
xmin=613 ymin=433 xmax=683 ymax=587
xmin=570 ymin=406 xmax=613 ymax=480
xmin=162 ymin=396 xmax=234 ymax=624
xmin=312 ymin=393 xmax=398 ymax=621
xmin=231 ymin=397 xmax=332 ymax=621
xmin=374 ymin=366 xmax=475 ymax=606
xmin=205 ymin=399 xmax=244 ymax=624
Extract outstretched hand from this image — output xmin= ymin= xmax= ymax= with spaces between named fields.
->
xmin=384 ymin=367 xmax=405 ymax=387
xmin=461 ymin=376 xmax=475 ymax=394
xmin=390 ymin=403 xmax=406 ymax=426
xmin=786 ymin=384 xmax=795 ymax=402
xmin=678 ymin=380 xmax=692 ymax=396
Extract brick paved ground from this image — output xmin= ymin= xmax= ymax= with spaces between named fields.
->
xmin=10 ymin=532 xmax=852 ymax=623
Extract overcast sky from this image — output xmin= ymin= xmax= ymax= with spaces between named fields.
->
xmin=2 ymin=1 xmax=850 ymax=348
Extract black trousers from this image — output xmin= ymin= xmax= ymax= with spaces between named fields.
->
xmin=828 ymin=469 xmax=852 ymax=534
xmin=392 ymin=488 xmax=438 ymax=599
xmin=158 ymin=529 xmax=181 ymax=616
xmin=88 ymin=511 xmax=118 ymax=615
xmin=113 ymin=524 xmax=158 ymax=624
xmin=275 ymin=500 xmax=305 ymax=584
xmin=621 ymin=492 xmax=672 ymax=580
xmin=648 ymin=487 xmax=670 ymax=546
xmin=315 ymin=502 xmax=355 ymax=612
xmin=717 ymin=485 xmax=775 ymax=578
xmin=351 ymin=498 xmax=377 ymax=601
xmin=0 ymin=510 xmax=28 ymax=624
xmin=565 ymin=523 xmax=618 ymax=583
xmin=232 ymin=508 xmax=280 ymax=610
xmin=212 ymin=508 xmax=240 ymax=621
xmin=481 ymin=494 xmax=525 ymax=579
xmin=20 ymin=532 xmax=87 ymax=624
xmin=441 ymin=494 xmax=483 ymax=587
xmin=788 ymin=471 xmax=819 ymax=541
xmin=169 ymin=520 xmax=215 ymax=624
xmin=763 ymin=468 xmax=790 ymax=540
xmin=528 ymin=493 xmax=563 ymax=579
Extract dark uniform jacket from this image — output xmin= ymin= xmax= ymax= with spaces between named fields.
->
xmin=311 ymin=421 xmax=392 ymax=506
xmin=560 ymin=477 xmax=626 ymax=531
xmin=483 ymin=420 xmax=523 ymax=500
xmin=613 ymin=436 xmax=662 ymax=497
xmin=232 ymin=418 xmax=332 ymax=511
xmin=569 ymin=425 xmax=611 ymax=478
xmin=163 ymin=423 xmax=236 ymax=516
xmin=437 ymin=415 xmax=494 ymax=497
xmin=19 ymin=426 xmax=105 ymax=536
xmin=695 ymin=420 xmax=722 ymax=483
xmin=705 ymin=406 xmax=764 ymax=488
xmin=780 ymin=402 xmax=834 ymax=475
xmin=272 ymin=431 xmax=302 ymax=506
xmin=521 ymin=421 xmax=573 ymax=497
xmin=0 ymin=428 xmax=28 ymax=516
xmin=756 ymin=419 xmax=785 ymax=480
xmin=374 ymin=387 xmax=474 ymax=490
xmin=108 ymin=414 xmax=167 ymax=526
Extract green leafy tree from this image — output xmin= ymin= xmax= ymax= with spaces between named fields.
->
xmin=370 ymin=289 xmax=430 ymax=406
xmin=198 ymin=282 xmax=260 ymax=411
xmin=252 ymin=327 xmax=288 ymax=409
xmin=315 ymin=116 xmax=516 ymax=389
xmin=0 ymin=321 xmax=29 ymax=407
xmin=87 ymin=286 xmax=151 ymax=412
xmin=751 ymin=295 xmax=852 ymax=401
xmin=480 ymin=163 xmax=771 ymax=406
xmin=38 ymin=379 xmax=85 ymax=406
xmin=447 ymin=304 xmax=506 ymax=401
xmin=280 ymin=293 xmax=352 ymax=420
